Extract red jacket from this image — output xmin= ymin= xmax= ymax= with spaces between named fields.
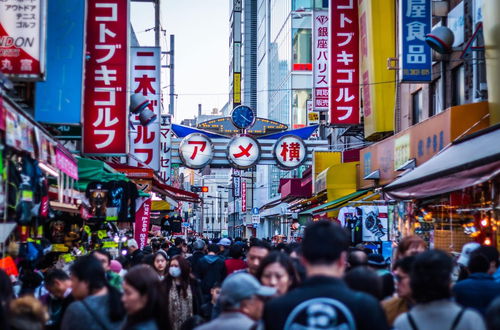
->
xmin=224 ymin=258 xmax=247 ymax=275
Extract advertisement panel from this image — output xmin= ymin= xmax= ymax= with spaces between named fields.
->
xmin=233 ymin=169 xmax=241 ymax=198
xmin=129 ymin=47 xmax=161 ymax=171
xmin=134 ymin=197 xmax=151 ymax=249
xmin=329 ymin=0 xmax=359 ymax=124
xmin=313 ymin=10 xmax=329 ymax=112
xmin=160 ymin=114 xmax=172 ymax=184
xmin=35 ymin=0 xmax=85 ymax=124
xmin=400 ymin=0 xmax=432 ymax=81
xmin=241 ymin=181 xmax=246 ymax=213
xmin=83 ymin=0 xmax=128 ymax=155
xmin=0 ymin=0 xmax=46 ymax=79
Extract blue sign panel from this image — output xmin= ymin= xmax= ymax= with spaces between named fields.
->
xmin=35 ymin=0 xmax=85 ymax=124
xmin=400 ymin=0 xmax=432 ymax=81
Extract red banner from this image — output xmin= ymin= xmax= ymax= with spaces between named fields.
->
xmin=83 ymin=0 xmax=128 ymax=154
xmin=134 ymin=197 xmax=151 ymax=249
xmin=329 ymin=0 xmax=359 ymax=125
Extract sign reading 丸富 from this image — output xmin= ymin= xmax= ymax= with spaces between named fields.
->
xmin=400 ymin=0 xmax=432 ymax=81
xmin=0 ymin=0 xmax=46 ymax=79
xmin=313 ymin=10 xmax=329 ymax=112
xmin=330 ymin=0 xmax=359 ymax=124
xmin=227 ymin=135 xmax=261 ymax=169
xmin=129 ymin=47 xmax=161 ymax=170
xmin=83 ymin=0 xmax=128 ymax=154
xmin=179 ymin=133 xmax=214 ymax=169
xmin=273 ymin=135 xmax=307 ymax=169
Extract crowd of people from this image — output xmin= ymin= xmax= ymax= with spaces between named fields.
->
xmin=1 ymin=221 xmax=500 ymax=329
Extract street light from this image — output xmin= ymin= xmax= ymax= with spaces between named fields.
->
xmin=206 ymin=195 xmax=226 ymax=238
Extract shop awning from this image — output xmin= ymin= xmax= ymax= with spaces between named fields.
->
xmin=300 ymin=189 xmax=370 ymax=215
xmin=385 ymin=125 xmax=500 ymax=199
xmin=76 ymin=158 xmax=128 ymax=190
xmin=154 ymin=182 xmax=200 ymax=203
xmin=318 ymin=192 xmax=381 ymax=215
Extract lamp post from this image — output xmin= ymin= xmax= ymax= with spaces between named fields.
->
xmin=206 ymin=194 xmax=225 ymax=238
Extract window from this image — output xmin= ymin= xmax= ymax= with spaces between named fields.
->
xmin=292 ymin=28 xmax=312 ymax=70
xmin=473 ymin=45 xmax=487 ymax=101
xmin=293 ymin=0 xmax=311 ymax=11
xmin=412 ymin=89 xmax=423 ymax=125
xmin=452 ymin=65 xmax=465 ymax=106
xmin=429 ymin=77 xmax=442 ymax=117
xmin=292 ymin=89 xmax=311 ymax=128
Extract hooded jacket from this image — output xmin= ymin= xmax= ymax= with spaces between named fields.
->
xmin=197 ymin=254 xmax=226 ymax=296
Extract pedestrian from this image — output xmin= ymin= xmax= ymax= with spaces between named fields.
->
xmin=167 ymin=237 xmax=184 ymax=258
xmin=152 ymin=250 xmax=169 ymax=280
xmin=347 ymin=247 xmax=368 ymax=271
xmin=163 ymin=255 xmax=203 ymax=330
xmin=452 ymin=247 xmax=500 ymax=315
xmin=194 ymin=272 xmax=276 ymax=330
xmin=256 ymin=251 xmax=299 ymax=296
xmin=246 ymin=239 xmax=270 ymax=277
xmin=0 ymin=268 xmax=14 ymax=330
xmin=122 ymin=265 xmax=169 ymax=330
xmin=344 ymin=266 xmax=383 ymax=300
xmin=486 ymin=296 xmax=500 ymax=330
xmin=455 ymin=242 xmax=480 ymax=281
xmin=197 ymin=244 xmax=226 ymax=302
xmin=91 ymin=249 xmax=123 ymax=291
xmin=61 ymin=255 xmax=126 ymax=330
xmin=394 ymin=249 xmax=486 ymax=330
xmin=127 ymin=239 xmax=144 ymax=268
xmin=217 ymin=238 xmax=231 ymax=259
xmin=224 ymin=244 xmax=247 ymax=276
xmin=8 ymin=295 xmax=48 ymax=330
xmin=395 ymin=235 xmax=426 ymax=260
xmin=263 ymin=221 xmax=388 ymax=330
xmin=382 ymin=256 xmax=415 ymax=327
xmin=367 ymin=253 xmax=394 ymax=299
xmin=187 ymin=240 xmax=206 ymax=278
xmin=200 ymin=282 xmax=221 ymax=321
xmin=43 ymin=269 xmax=74 ymax=330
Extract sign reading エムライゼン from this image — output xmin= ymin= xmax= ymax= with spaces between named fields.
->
xmin=0 ymin=0 xmax=46 ymax=79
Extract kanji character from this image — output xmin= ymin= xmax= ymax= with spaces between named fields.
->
xmin=406 ymin=0 xmax=426 ymax=18
xmin=1 ymin=59 xmax=13 ymax=71
xmin=337 ymin=32 xmax=354 ymax=46
xmin=188 ymin=141 xmax=207 ymax=160
xmin=317 ymin=39 xmax=328 ymax=48
xmin=318 ymin=27 xmax=328 ymax=37
xmin=134 ymin=74 xmax=156 ymax=95
xmin=20 ymin=59 xmax=32 ymax=71
xmin=134 ymin=125 xmax=156 ymax=144
xmin=407 ymin=45 xmax=426 ymax=64
xmin=93 ymin=107 xmax=118 ymax=128
xmin=280 ymin=142 xmax=289 ymax=161
xmin=95 ymin=3 xmax=117 ymax=22
xmin=95 ymin=65 xmax=117 ymax=85
xmin=94 ymin=130 xmax=115 ymax=149
xmin=233 ymin=144 xmax=253 ymax=158
xmin=406 ymin=21 xmax=426 ymax=41
xmin=289 ymin=143 xmax=301 ymax=161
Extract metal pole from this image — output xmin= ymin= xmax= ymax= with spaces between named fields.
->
xmin=154 ymin=0 xmax=160 ymax=47
xmin=219 ymin=194 xmax=222 ymax=238
xmin=169 ymin=35 xmax=175 ymax=115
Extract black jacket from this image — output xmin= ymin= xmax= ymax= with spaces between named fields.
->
xmin=127 ymin=249 xmax=144 ymax=268
xmin=187 ymin=251 xmax=205 ymax=278
xmin=263 ymin=276 xmax=389 ymax=330
xmin=197 ymin=254 xmax=226 ymax=295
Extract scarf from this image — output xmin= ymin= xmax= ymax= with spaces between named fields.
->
xmin=168 ymin=283 xmax=193 ymax=330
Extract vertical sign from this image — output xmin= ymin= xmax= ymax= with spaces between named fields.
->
xmin=400 ymin=0 xmax=431 ymax=81
xmin=83 ymin=0 xmax=128 ymax=155
xmin=0 ymin=0 xmax=46 ymax=79
xmin=160 ymin=114 xmax=172 ymax=184
xmin=330 ymin=0 xmax=359 ymax=124
xmin=241 ymin=181 xmax=247 ymax=213
xmin=233 ymin=169 xmax=241 ymax=198
xmin=307 ymin=99 xmax=319 ymax=125
xmin=134 ymin=197 xmax=151 ymax=249
xmin=313 ymin=10 xmax=329 ymax=112
xmin=129 ymin=47 xmax=161 ymax=171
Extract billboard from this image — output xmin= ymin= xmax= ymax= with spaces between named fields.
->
xmin=83 ymin=0 xmax=128 ymax=155
xmin=400 ymin=0 xmax=432 ymax=81
xmin=35 ymin=0 xmax=85 ymax=124
xmin=329 ymin=0 xmax=359 ymax=124
xmin=129 ymin=47 xmax=161 ymax=171
xmin=0 ymin=0 xmax=46 ymax=79
xmin=313 ymin=10 xmax=329 ymax=112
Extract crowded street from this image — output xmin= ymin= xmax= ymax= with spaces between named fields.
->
xmin=0 ymin=0 xmax=500 ymax=329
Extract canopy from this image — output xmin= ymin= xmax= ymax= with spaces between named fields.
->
xmin=385 ymin=125 xmax=500 ymax=199
xmin=76 ymin=158 xmax=128 ymax=191
xmin=300 ymin=190 xmax=370 ymax=215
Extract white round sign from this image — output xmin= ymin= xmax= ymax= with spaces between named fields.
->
xmin=273 ymin=135 xmax=307 ymax=169
xmin=226 ymin=135 xmax=261 ymax=169
xmin=179 ymin=133 xmax=214 ymax=169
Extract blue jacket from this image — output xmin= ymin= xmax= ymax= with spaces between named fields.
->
xmin=453 ymin=273 xmax=500 ymax=315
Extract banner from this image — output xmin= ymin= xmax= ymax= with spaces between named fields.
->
xmin=160 ymin=114 xmax=172 ymax=184
xmin=313 ymin=10 xmax=329 ymax=112
xmin=134 ymin=197 xmax=152 ymax=249
xmin=0 ymin=0 xmax=46 ymax=79
xmin=241 ymin=181 xmax=247 ymax=213
xmin=329 ymin=0 xmax=359 ymax=124
xmin=83 ymin=0 xmax=128 ymax=155
xmin=400 ymin=0 xmax=432 ymax=81
xmin=35 ymin=0 xmax=85 ymax=124
xmin=129 ymin=47 xmax=161 ymax=170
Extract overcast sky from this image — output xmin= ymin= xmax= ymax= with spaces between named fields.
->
xmin=131 ymin=0 xmax=230 ymax=123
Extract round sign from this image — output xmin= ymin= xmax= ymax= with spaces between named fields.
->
xmin=226 ymin=135 xmax=261 ymax=169
xmin=272 ymin=135 xmax=307 ymax=169
xmin=179 ymin=133 xmax=214 ymax=169
xmin=230 ymin=105 xmax=256 ymax=129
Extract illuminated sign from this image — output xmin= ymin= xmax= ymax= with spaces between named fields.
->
xmin=197 ymin=117 xmax=287 ymax=136
xmin=179 ymin=133 xmax=214 ymax=169
xmin=226 ymin=135 xmax=261 ymax=169
xmin=273 ymin=135 xmax=308 ymax=169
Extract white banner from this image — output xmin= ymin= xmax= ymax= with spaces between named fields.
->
xmin=129 ymin=47 xmax=161 ymax=171
xmin=313 ymin=10 xmax=329 ymax=111
xmin=160 ymin=114 xmax=172 ymax=184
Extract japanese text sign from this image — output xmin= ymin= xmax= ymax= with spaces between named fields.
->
xmin=160 ymin=114 xmax=172 ymax=184
xmin=241 ymin=181 xmax=246 ymax=213
xmin=179 ymin=133 xmax=214 ymax=169
xmin=227 ymin=135 xmax=261 ymax=169
xmin=55 ymin=148 xmax=79 ymax=180
xmin=129 ymin=47 xmax=161 ymax=170
xmin=134 ymin=197 xmax=151 ymax=249
xmin=330 ymin=0 xmax=359 ymax=124
xmin=233 ymin=169 xmax=241 ymax=198
xmin=400 ymin=0 xmax=432 ymax=81
xmin=273 ymin=135 xmax=307 ymax=169
xmin=313 ymin=11 xmax=330 ymax=112
xmin=83 ymin=0 xmax=128 ymax=155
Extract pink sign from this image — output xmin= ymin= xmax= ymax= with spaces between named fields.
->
xmin=313 ymin=10 xmax=329 ymax=111
xmin=55 ymin=148 xmax=78 ymax=180
xmin=242 ymin=181 xmax=247 ymax=213
xmin=134 ymin=198 xmax=151 ymax=249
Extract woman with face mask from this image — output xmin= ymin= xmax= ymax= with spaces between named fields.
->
xmin=152 ymin=250 xmax=168 ymax=280
xmin=162 ymin=255 xmax=202 ymax=330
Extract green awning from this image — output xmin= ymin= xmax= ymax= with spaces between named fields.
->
xmin=75 ymin=158 xmax=129 ymax=191
xmin=299 ymin=189 xmax=370 ymax=215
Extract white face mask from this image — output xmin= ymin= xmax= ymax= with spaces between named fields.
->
xmin=169 ymin=266 xmax=182 ymax=278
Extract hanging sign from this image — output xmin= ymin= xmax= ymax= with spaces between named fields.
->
xmin=241 ymin=181 xmax=247 ymax=213
xmin=83 ymin=0 xmax=128 ymax=155
xmin=227 ymin=135 xmax=261 ymax=169
xmin=313 ymin=10 xmax=330 ymax=111
xmin=273 ymin=135 xmax=308 ymax=169
xmin=134 ymin=197 xmax=152 ymax=249
xmin=160 ymin=114 xmax=172 ymax=184
xmin=179 ymin=133 xmax=214 ymax=169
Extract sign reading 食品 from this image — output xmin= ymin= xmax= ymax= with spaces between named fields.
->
xmin=400 ymin=0 xmax=432 ymax=82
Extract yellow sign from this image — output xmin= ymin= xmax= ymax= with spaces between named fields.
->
xmin=233 ymin=73 xmax=241 ymax=104
xmin=394 ymin=134 xmax=410 ymax=170
xmin=308 ymin=112 xmax=319 ymax=121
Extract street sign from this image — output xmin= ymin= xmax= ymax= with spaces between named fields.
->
xmin=252 ymin=215 xmax=260 ymax=223
xmin=182 ymin=222 xmax=190 ymax=227
xmin=251 ymin=207 xmax=259 ymax=215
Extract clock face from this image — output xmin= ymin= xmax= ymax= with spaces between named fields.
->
xmin=231 ymin=105 xmax=255 ymax=129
